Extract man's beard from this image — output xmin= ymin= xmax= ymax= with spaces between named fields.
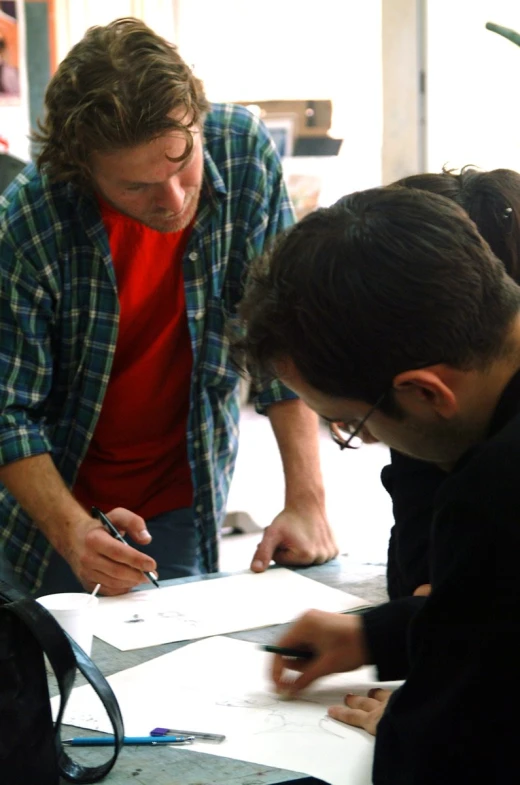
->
xmin=142 ymin=187 xmax=200 ymax=233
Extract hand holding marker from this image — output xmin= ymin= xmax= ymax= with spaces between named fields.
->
xmin=92 ymin=506 xmax=159 ymax=588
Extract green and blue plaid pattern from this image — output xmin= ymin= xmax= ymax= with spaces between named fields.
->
xmin=0 ymin=103 xmax=295 ymax=591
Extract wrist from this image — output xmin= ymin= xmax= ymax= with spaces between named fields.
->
xmin=284 ymin=483 xmax=326 ymax=511
xmin=45 ymin=506 xmax=97 ymax=559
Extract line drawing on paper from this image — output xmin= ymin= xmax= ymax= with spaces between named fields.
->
xmin=215 ymin=695 xmax=277 ymax=709
xmin=214 ymin=691 xmax=353 ymax=738
xmin=122 ymin=609 xmax=198 ymax=627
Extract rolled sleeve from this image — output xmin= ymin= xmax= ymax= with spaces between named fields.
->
xmin=253 ymin=377 xmax=298 ymax=415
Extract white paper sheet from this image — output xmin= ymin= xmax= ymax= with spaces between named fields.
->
xmin=55 ymin=636 xmax=403 ymax=785
xmin=92 ymin=568 xmax=370 ymax=650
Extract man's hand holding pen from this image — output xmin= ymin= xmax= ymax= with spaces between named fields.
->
xmin=267 ymin=609 xmax=392 ymax=736
xmin=61 ymin=506 xmax=158 ymax=596
xmin=270 ymin=609 xmax=369 ymax=697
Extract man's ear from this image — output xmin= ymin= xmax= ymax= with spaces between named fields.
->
xmin=392 ymin=368 xmax=458 ymax=418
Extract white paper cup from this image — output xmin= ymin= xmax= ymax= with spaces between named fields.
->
xmin=37 ymin=592 xmax=99 ymax=658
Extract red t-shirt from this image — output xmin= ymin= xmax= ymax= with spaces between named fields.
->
xmin=73 ymin=199 xmax=194 ymax=519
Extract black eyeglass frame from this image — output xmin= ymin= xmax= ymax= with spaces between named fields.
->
xmin=329 ymin=390 xmax=388 ymax=450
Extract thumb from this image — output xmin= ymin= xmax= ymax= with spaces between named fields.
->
xmin=250 ymin=526 xmax=280 ymax=572
xmin=106 ymin=507 xmax=152 ymax=545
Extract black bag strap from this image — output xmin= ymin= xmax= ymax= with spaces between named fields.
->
xmin=0 ymin=581 xmax=124 ymax=783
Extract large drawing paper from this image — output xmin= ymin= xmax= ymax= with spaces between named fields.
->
xmin=54 ymin=636 xmax=403 ymax=785
xmin=92 ymin=568 xmax=369 ymax=650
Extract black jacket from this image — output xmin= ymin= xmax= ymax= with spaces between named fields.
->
xmin=361 ymin=371 xmax=520 ymax=784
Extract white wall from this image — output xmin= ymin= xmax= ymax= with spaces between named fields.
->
xmin=427 ymin=1 xmax=520 ymax=172
xmin=53 ymin=0 xmax=383 ymax=197
xmin=0 ymin=0 xmax=30 ymax=161
xmin=177 ymin=0 xmax=383 ymax=194
xmin=54 ymin=0 xmax=176 ymax=62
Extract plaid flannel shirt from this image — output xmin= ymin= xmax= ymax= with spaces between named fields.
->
xmin=0 ymin=103 xmax=296 ymax=591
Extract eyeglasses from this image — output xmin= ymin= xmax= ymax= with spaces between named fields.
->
xmin=329 ymin=391 xmax=387 ymax=450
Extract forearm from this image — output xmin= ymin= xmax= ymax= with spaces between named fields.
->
xmin=267 ymin=398 xmax=325 ymax=506
xmin=0 ymin=454 xmax=91 ymax=560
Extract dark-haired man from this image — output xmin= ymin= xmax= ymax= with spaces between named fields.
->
xmin=0 ymin=18 xmax=336 ymax=596
xmin=238 ymin=186 xmax=516 ymax=784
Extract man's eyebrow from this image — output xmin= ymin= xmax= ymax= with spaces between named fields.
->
xmin=121 ymin=179 xmax=154 ymax=187
xmin=121 ymin=152 xmax=193 ymax=187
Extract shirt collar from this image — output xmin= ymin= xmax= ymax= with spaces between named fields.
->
xmin=201 ymin=145 xmax=227 ymax=202
xmin=486 ymin=366 xmax=520 ymax=438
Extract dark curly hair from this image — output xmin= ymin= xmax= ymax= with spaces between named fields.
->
xmin=394 ymin=165 xmax=520 ymax=283
xmin=236 ymin=186 xmax=520 ymax=410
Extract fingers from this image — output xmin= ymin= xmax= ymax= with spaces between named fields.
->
xmin=277 ymin=659 xmax=332 ymax=696
xmin=328 ymin=704 xmax=367 ymax=726
xmin=272 ymin=545 xmax=320 ymax=567
xmin=79 ymin=554 xmax=146 ymax=592
xmin=86 ymin=528 xmax=157 ymax=572
xmin=342 ymin=693 xmax=380 ymax=712
xmin=328 ymin=692 xmax=388 ymax=736
xmin=269 ymin=525 xmax=339 ymax=566
xmin=270 ymin=609 xmax=339 ymax=694
xmin=250 ymin=526 xmax=279 ymax=572
xmin=252 ymin=508 xmax=339 ymax=572
xmin=106 ymin=507 xmax=152 ymax=545
xmin=79 ymin=528 xmax=157 ymax=591
xmin=253 ymin=531 xmax=336 ymax=570
xmin=368 ymin=688 xmax=392 ymax=701
xmin=272 ymin=648 xmax=332 ymax=696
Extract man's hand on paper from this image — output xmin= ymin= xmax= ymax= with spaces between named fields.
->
xmin=270 ymin=609 xmax=369 ymax=697
xmin=64 ymin=507 xmax=157 ymax=595
xmin=250 ymin=504 xmax=338 ymax=572
xmin=328 ymin=688 xmax=392 ymax=736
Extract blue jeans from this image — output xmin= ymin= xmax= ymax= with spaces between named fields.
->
xmin=34 ymin=507 xmax=202 ymax=596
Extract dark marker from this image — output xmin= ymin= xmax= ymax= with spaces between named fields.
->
xmin=262 ymin=645 xmax=314 ymax=660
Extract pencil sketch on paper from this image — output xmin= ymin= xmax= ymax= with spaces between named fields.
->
xmin=122 ymin=609 xmax=198 ymax=627
xmin=125 ymin=613 xmax=145 ymax=623
xmin=214 ymin=691 xmax=353 ymax=738
xmin=93 ymin=568 xmax=370 ymax=650
xmin=215 ymin=694 xmax=277 ymax=709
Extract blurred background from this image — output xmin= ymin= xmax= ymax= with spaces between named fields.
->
xmin=2 ymin=0 xmax=519 ymax=570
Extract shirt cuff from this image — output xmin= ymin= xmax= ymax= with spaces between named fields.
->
xmin=0 ymin=424 xmax=52 ymax=466
xmin=361 ymin=596 xmax=426 ymax=680
xmin=253 ymin=381 xmax=298 ymax=416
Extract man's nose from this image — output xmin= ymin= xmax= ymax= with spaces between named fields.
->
xmin=156 ymin=178 xmax=185 ymax=213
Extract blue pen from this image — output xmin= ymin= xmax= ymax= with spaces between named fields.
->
xmin=63 ymin=735 xmax=194 ymax=746
xmin=92 ymin=506 xmax=160 ymax=588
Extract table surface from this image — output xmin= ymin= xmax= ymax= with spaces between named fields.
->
xmin=55 ymin=556 xmax=387 ymax=785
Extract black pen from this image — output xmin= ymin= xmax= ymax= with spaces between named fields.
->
xmin=262 ymin=645 xmax=314 ymax=660
xmin=92 ymin=506 xmax=160 ymax=588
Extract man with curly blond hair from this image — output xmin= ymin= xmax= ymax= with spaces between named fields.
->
xmin=0 ymin=18 xmax=336 ymax=595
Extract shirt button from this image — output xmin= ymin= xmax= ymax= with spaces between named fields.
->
xmin=188 ymin=251 xmax=198 ymax=261
xmin=194 ymin=440 xmax=200 ymax=448
xmin=194 ymin=311 xmax=203 ymax=321
xmin=196 ymin=504 xmax=204 ymax=514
